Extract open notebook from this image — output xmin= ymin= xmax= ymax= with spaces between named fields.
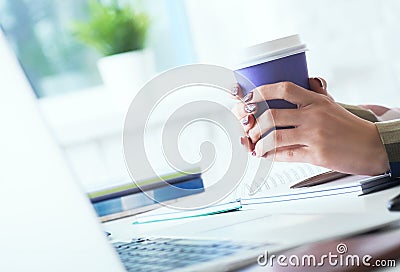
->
xmin=133 ymin=161 xmax=398 ymax=224
xmin=235 ymin=162 xmax=394 ymax=205
xmin=232 ymin=162 xmax=330 ymax=199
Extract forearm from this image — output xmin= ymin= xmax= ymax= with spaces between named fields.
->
xmin=338 ymin=102 xmax=400 ymax=175
xmin=339 ymin=103 xmax=400 ymax=174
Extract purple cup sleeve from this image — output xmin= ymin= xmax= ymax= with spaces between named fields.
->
xmin=234 ymin=52 xmax=310 ymax=117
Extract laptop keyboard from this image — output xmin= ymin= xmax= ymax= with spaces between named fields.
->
xmin=114 ymin=237 xmax=262 ymax=272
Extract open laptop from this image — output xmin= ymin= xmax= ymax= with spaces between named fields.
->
xmin=1 ymin=29 xmax=400 ymax=272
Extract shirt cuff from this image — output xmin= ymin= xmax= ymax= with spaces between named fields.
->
xmin=375 ymin=120 xmax=400 ymax=178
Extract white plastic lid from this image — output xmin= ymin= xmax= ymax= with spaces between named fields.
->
xmin=236 ymin=34 xmax=307 ymax=69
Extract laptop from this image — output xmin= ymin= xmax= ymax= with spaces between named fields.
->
xmin=1 ymin=29 xmax=400 ymax=272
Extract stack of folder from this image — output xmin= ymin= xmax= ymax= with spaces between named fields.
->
xmin=89 ymin=172 xmax=204 ymax=221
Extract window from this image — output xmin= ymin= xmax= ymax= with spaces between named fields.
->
xmin=0 ymin=0 xmax=195 ymax=98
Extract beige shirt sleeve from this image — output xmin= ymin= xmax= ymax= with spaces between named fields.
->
xmin=375 ymin=120 xmax=400 ymax=164
xmin=337 ymin=102 xmax=379 ymax=122
xmin=338 ymin=102 xmax=400 ymax=176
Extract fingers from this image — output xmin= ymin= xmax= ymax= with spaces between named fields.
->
xmin=231 ymin=101 xmax=258 ymax=120
xmin=264 ymin=145 xmax=310 ymax=162
xmin=231 ymin=83 xmax=259 ymax=120
xmin=240 ymin=136 xmax=255 ymax=152
xmin=247 ymin=108 xmax=302 ymax=143
xmin=253 ymin=128 xmax=306 ymax=157
xmin=230 ymin=83 xmax=242 ymax=98
xmin=241 ymin=114 xmax=255 ymax=134
xmin=232 ymin=79 xmax=328 ymax=106
xmin=231 ymin=81 xmax=318 ymax=158
xmin=246 ymin=82 xmax=316 ymax=107
xmin=230 ymin=83 xmax=248 ymax=101
xmin=231 ymin=80 xmax=322 ymax=122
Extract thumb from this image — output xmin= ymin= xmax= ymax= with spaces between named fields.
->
xmin=309 ymin=77 xmax=328 ymax=95
xmin=309 ymin=77 xmax=334 ymax=101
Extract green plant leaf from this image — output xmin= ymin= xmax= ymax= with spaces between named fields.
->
xmin=72 ymin=0 xmax=150 ymax=56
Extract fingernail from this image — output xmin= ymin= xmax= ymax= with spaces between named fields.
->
xmin=243 ymin=92 xmax=253 ymax=103
xmin=313 ymin=77 xmax=324 ymax=88
xmin=241 ymin=115 xmax=249 ymax=125
xmin=251 ymin=150 xmax=256 ymax=156
xmin=231 ymin=84 xmax=240 ymax=96
xmin=245 ymin=103 xmax=257 ymax=113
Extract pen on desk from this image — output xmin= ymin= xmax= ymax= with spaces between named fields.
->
xmin=359 ymin=174 xmax=395 ymax=195
xmin=387 ymin=193 xmax=400 ymax=211
xmin=290 ymin=170 xmax=350 ymax=189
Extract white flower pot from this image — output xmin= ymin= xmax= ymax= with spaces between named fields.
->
xmin=97 ymin=49 xmax=154 ymax=109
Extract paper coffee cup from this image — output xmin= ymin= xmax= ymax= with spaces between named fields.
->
xmin=234 ymin=35 xmax=309 ymax=115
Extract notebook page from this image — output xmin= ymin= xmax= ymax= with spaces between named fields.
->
xmin=234 ymin=161 xmax=329 ymax=199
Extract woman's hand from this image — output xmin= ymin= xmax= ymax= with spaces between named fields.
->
xmin=232 ymin=78 xmax=329 ymax=152
xmin=231 ymin=80 xmax=389 ymax=176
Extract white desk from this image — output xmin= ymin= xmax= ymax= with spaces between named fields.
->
xmin=103 ymin=186 xmax=400 ymax=270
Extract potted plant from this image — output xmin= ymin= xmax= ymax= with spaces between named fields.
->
xmin=73 ymin=0 xmax=153 ymax=107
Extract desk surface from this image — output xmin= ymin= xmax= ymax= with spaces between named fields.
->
xmin=103 ymin=185 xmax=400 ymax=271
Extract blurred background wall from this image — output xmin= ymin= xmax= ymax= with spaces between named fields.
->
xmin=1 ymin=0 xmax=399 ymax=192
xmin=187 ymin=0 xmax=400 ymax=106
